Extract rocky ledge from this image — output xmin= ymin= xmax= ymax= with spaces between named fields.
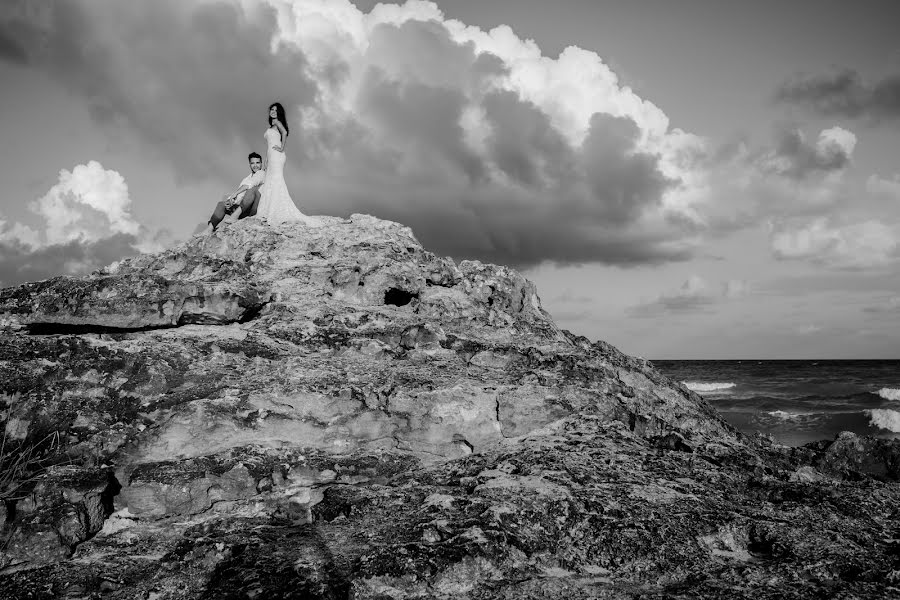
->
xmin=0 ymin=215 xmax=897 ymax=599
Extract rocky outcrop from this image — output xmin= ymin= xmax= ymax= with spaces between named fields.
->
xmin=0 ymin=258 xmax=266 ymax=331
xmin=0 ymin=215 xmax=896 ymax=599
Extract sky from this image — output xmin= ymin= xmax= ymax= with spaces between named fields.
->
xmin=1 ymin=0 xmax=899 ymax=359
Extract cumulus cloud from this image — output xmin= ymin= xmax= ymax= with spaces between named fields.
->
xmin=30 ymin=161 xmax=140 ymax=245
xmin=627 ymin=275 xmax=747 ymax=317
xmin=7 ymin=0 xmax=884 ymax=273
xmin=776 ymin=68 xmax=900 ymax=121
xmin=0 ymin=162 xmax=158 ymax=287
xmin=756 ymin=127 xmax=855 ymax=180
xmin=1 ymin=0 xmax=708 ymax=268
xmin=0 ymin=220 xmax=40 ymax=249
xmin=769 ymin=218 xmax=900 ymax=269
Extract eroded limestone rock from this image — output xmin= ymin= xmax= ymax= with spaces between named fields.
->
xmin=0 ymin=215 xmax=895 ymax=598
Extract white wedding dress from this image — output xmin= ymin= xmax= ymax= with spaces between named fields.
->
xmin=256 ymin=127 xmax=318 ymax=225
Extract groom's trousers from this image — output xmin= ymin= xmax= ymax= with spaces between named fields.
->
xmin=208 ymin=185 xmax=262 ymax=229
xmin=237 ymin=185 xmax=261 ymax=218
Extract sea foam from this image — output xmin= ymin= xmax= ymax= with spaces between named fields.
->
xmin=683 ymin=382 xmax=736 ymax=393
xmin=865 ymin=408 xmax=900 ymax=433
xmin=876 ymin=388 xmax=900 ymax=402
xmin=766 ymin=410 xmax=816 ymax=421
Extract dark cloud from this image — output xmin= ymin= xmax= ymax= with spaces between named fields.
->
xmin=0 ymin=0 xmax=318 ymax=181
xmin=581 ymin=113 xmax=675 ymax=224
xmin=481 ymin=90 xmax=575 ymax=188
xmin=317 ymin=183 xmax=693 ymax=269
xmin=776 ymin=68 xmax=900 ymax=121
xmin=358 ymin=68 xmax=487 ymax=183
xmin=0 ymin=234 xmax=138 ymax=288
xmin=3 ymin=2 xmax=695 ymax=270
xmin=304 ymin=19 xmax=687 ymax=268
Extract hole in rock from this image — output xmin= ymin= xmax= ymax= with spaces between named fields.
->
xmin=101 ymin=472 xmax=123 ymax=517
xmin=747 ymin=539 xmax=775 ymax=558
xmin=384 ymin=288 xmax=418 ymax=307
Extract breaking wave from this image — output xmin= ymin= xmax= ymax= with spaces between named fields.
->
xmin=865 ymin=408 xmax=900 ymax=433
xmin=766 ymin=410 xmax=818 ymax=421
xmin=876 ymin=388 xmax=900 ymax=402
xmin=683 ymin=382 xmax=736 ymax=393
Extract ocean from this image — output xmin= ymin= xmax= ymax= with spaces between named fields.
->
xmin=651 ymin=360 xmax=900 ymax=446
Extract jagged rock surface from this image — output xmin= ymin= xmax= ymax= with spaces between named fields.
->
xmin=0 ymin=215 xmax=897 ymax=599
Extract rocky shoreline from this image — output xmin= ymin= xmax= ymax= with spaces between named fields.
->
xmin=0 ymin=215 xmax=897 ymax=598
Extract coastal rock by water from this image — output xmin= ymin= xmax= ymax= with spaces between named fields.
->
xmin=0 ymin=215 xmax=897 ymax=599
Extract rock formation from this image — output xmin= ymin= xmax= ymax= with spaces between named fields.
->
xmin=0 ymin=215 xmax=896 ymax=599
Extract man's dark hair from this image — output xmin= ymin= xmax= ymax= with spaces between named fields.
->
xmin=248 ymin=152 xmax=262 ymax=162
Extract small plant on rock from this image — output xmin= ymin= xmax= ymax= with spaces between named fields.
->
xmin=0 ymin=428 xmax=62 ymax=502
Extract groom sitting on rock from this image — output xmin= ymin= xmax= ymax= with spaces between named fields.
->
xmin=205 ymin=152 xmax=265 ymax=233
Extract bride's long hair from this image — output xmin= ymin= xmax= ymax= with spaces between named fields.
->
xmin=268 ymin=102 xmax=289 ymax=136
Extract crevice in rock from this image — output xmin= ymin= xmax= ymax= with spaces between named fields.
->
xmin=26 ymin=302 xmax=270 ymax=335
xmin=3 ymin=498 xmax=17 ymax=523
xmin=26 ymin=322 xmax=179 ymax=336
xmin=441 ymin=334 xmax=485 ymax=363
xmin=384 ymin=288 xmax=418 ymax=307
xmin=454 ymin=437 xmax=474 ymax=455
xmin=425 ymin=277 xmax=457 ymax=289
xmin=628 ymin=412 xmax=641 ymax=434
xmin=238 ymin=301 xmax=270 ymax=323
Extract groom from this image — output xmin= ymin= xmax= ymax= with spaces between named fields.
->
xmin=205 ymin=152 xmax=265 ymax=232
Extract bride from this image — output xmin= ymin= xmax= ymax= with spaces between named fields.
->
xmin=256 ymin=102 xmax=318 ymax=225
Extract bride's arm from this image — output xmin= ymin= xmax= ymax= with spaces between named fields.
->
xmin=274 ymin=120 xmax=288 ymax=152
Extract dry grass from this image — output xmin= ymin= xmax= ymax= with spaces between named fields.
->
xmin=0 ymin=428 xmax=61 ymax=502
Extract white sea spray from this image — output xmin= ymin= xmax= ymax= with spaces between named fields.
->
xmin=876 ymin=388 xmax=900 ymax=402
xmin=766 ymin=410 xmax=816 ymax=421
xmin=865 ymin=408 xmax=900 ymax=432
xmin=683 ymin=382 xmax=736 ymax=393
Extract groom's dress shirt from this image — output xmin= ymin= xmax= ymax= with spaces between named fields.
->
xmin=236 ymin=169 xmax=265 ymax=201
